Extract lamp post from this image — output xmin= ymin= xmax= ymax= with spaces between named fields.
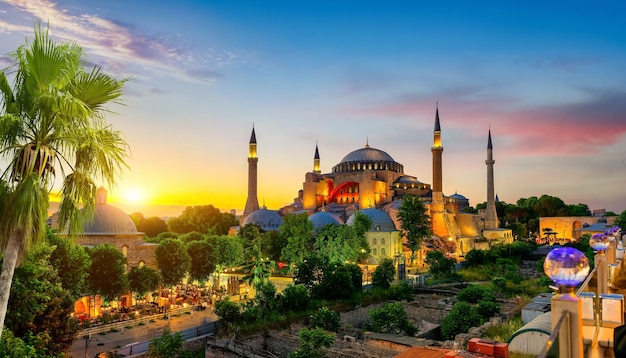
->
xmin=544 ymin=247 xmax=590 ymax=358
xmin=590 ymin=233 xmax=610 ymax=295
xmin=605 ymin=227 xmax=619 ymax=264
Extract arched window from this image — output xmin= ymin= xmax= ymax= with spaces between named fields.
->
xmin=381 ymin=248 xmax=386 ymax=256
xmin=139 ymin=261 xmax=145 ymax=267
xmin=373 ymin=238 xmax=377 ymax=245
xmin=372 ymin=248 xmax=377 ymax=256
xmin=122 ymin=245 xmax=128 ymax=257
xmin=381 ymin=237 xmax=385 ymax=245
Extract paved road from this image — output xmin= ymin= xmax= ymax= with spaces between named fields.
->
xmin=68 ymin=308 xmax=218 ymax=358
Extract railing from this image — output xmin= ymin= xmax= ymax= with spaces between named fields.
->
xmin=79 ymin=304 xmax=199 ymax=337
xmin=537 ymin=311 xmax=569 ymax=358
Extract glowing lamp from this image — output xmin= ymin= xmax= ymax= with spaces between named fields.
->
xmin=544 ymin=247 xmax=590 ymax=288
xmin=590 ymin=233 xmax=610 ymax=251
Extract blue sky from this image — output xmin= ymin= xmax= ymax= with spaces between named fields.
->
xmin=1 ymin=0 xmax=625 ymax=217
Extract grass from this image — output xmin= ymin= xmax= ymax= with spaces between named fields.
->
xmin=482 ymin=316 xmax=524 ymax=342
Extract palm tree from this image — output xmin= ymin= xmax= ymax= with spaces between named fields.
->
xmin=0 ymin=24 xmax=129 ymax=336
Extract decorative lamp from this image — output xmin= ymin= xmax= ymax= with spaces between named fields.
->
xmin=544 ymin=247 xmax=590 ymax=291
xmin=604 ymin=229 xmax=616 ymax=242
xmin=590 ymin=233 xmax=610 ymax=252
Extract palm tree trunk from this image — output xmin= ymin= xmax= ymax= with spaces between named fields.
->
xmin=0 ymin=233 xmax=21 ymax=337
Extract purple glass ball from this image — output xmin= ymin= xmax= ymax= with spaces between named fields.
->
xmin=590 ymin=233 xmax=610 ymax=251
xmin=544 ymin=247 xmax=590 ymax=287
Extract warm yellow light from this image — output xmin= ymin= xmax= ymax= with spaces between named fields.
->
xmin=122 ymin=188 xmax=146 ymax=204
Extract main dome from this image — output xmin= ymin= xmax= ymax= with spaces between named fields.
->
xmin=340 ymin=146 xmax=395 ymax=163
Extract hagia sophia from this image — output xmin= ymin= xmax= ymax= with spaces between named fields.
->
xmin=240 ymin=105 xmax=514 ymax=266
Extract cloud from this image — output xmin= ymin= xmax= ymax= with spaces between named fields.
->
xmin=0 ymin=0 xmax=234 ymax=84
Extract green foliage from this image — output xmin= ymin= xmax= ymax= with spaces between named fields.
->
xmin=0 ymin=330 xmax=37 ymax=357
xmin=425 ymin=250 xmax=455 ymax=278
xmin=483 ymin=317 xmax=524 ymax=343
xmin=147 ymin=328 xmax=193 ymax=358
xmin=278 ymin=284 xmax=310 ymax=312
xmin=372 ymin=258 xmax=396 ymax=289
xmin=294 ymin=254 xmax=328 ymax=289
xmin=279 ymin=213 xmax=315 ymax=265
xmin=464 ymin=249 xmax=486 ymax=267
xmin=388 ymin=281 xmax=413 ymax=301
xmin=367 ymin=302 xmax=417 ymax=336
xmin=346 ymin=263 xmax=364 ymax=292
xmin=615 ymin=210 xmax=626 ymax=231
xmin=476 ymin=300 xmax=500 ymax=319
xmin=48 ymin=231 xmax=91 ymax=299
xmin=441 ymin=301 xmax=483 ymax=340
xmin=186 ymin=239 xmax=215 ymax=282
xmin=167 ymin=205 xmax=236 ymax=235
xmin=87 ymin=244 xmax=129 ymax=300
xmin=457 ymin=285 xmax=495 ymax=304
xmin=254 ymin=281 xmax=277 ymax=312
xmin=397 ymin=195 xmax=432 ymax=260
xmin=491 ymin=276 xmax=507 ymax=293
xmin=156 ymin=239 xmax=191 ymax=287
xmin=313 ymin=263 xmax=355 ymax=300
xmin=128 ymin=266 xmax=162 ymax=298
xmin=314 ymin=224 xmax=364 ymax=264
xmin=310 ymin=306 xmax=341 ymax=332
xmin=180 ymin=231 xmax=205 ymax=243
xmin=206 ymin=235 xmax=244 ymax=268
xmin=214 ymin=297 xmax=241 ymax=327
xmin=132 ymin=214 xmax=168 ymax=238
xmin=289 ymin=327 xmax=335 ymax=358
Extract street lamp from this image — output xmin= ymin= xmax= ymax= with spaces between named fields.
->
xmin=544 ymin=247 xmax=590 ymax=358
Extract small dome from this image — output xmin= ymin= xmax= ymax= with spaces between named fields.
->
xmin=340 ymin=146 xmax=395 ymax=163
xmin=393 ymin=175 xmax=421 ymax=185
xmin=83 ymin=204 xmax=139 ymax=235
xmin=308 ymin=211 xmax=344 ymax=230
xmin=346 ymin=208 xmax=396 ymax=232
xmin=450 ymin=192 xmax=468 ymax=200
xmin=242 ymin=208 xmax=283 ymax=231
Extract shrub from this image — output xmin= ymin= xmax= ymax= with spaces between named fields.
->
xmin=388 ymin=281 xmax=413 ymax=301
xmin=279 ymin=284 xmax=310 ymax=312
xmin=441 ymin=301 xmax=482 ymax=340
xmin=457 ymin=285 xmax=495 ymax=304
xmin=367 ymin=302 xmax=418 ymax=336
xmin=476 ymin=300 xmax=500 ymax=319
xmin=372 ymin=259 xmax=395 ymax=289
xmin=214 ymin=297 xmax=241 ymax=326
xmin=491 ymin=276 xmax=507 ymax=293
xmin=289 ymin=327 xmax=335 ymax=358
xmin=310 ymin=307 xmax=340 ymax=332
xmin=464 ymin=249 xmax=486 ymax=267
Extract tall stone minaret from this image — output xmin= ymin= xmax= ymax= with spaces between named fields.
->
xmin=430 ymin=104 xmax=448 ymax=238
xmin=431 ymin=104 xmax=444 ymax=212
xmin=484 ymin=129 xmax=499 ymax=229
xmin=313 ymin=142 xmax=321 ymax=174
xmin=243 ymin=126 xmax=260 ymax=216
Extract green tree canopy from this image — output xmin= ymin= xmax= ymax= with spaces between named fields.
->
xmin=397 ymin=196 xmax=431 ymax=262
xmin=87 ymin=244 xmax=128 ymax=301
xmin=137 ymin=216 xmax=168 ymax=238
xmin=207 ymin=235 xmax=243 ymax=268
xmin=48 ymin=231 xmax=91 ymax=299
xmin=128 ymin=266 xmax=162 ymax=299
xmin=167 ymin=205 xmax=237 ymax=235
xmin=186 ymin=239 xmax=216 ymax=283
xmin=155 ymin=239 xmax=191 ymax=287
xmin=279 ymin=213 xmax=314 ymax=265
xmin=372 ymin=258 xmax=396 ymax=289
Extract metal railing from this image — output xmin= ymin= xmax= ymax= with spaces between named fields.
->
xmin=537 ymin=310 xmax=568 ymax=358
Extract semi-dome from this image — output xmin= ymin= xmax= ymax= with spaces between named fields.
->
xmin=346 ymin=208 xmax=397 ymax=232
xmin=242 ymin=208 xmax=283 ymax=231
xmin=308 ymin=211 xmax=344 ymax=230
xmin=83 ymin=204 xmax=140 ymax=234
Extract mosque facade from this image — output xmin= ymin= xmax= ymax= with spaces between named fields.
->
xmin=241 ymin=105 xmax=513 ymax=264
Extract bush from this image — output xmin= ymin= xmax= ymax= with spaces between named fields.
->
xmin=372 ymin=259 xmax=395 ymax=289
xmin=313 ymin=264 xmax=355 ymax=300
xmin=441 ymin=301 xmax=482 ymax=340
xmin=279 ymin=284 xmax=310 ymax=312
xmin=476 ymin=300 xmax=500 ymax=319
xmin=491 ymin=276 xmax=507 ymax=293
xmin=388 ymin=281 xmax=413 ymax=301
xmin=367 ymin=302 xmax=418 ymax=336
xmin=457 ymin=285 xmax=495 ymax=304
xmin=214 ymin=297 xmax=241 ymax=327
xmin=289 ymin=327 xmax=335 ymax=358
xmin=464 ymin=249 xmax=486 ymax=267
xmin=310 ymin=306 xmax=340 ymax=332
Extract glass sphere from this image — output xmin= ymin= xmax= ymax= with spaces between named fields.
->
xmin=544 ymin=247 xmax=590 ymax=287
xmin=590 ymin=233 xmax=610 ymax=251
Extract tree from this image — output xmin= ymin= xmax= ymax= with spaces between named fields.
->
xmin=397 ymin=196 xmax=432 ymax=265
xmin=207 ymin=235 xmax=244 ymax=268
xmin=147 ymin=328 xmax=192 ymax=358
xmin=372 ymin=258 xmax=395 ymax=289
xmin=186 ymin=240 xmax=216 ymax=283
xmin=294 ymin=254 xmax=328 ymax=290
xmin=167 ymin=205 xmax=237 ymax=235
xmin=615 ymin=210 xmax=626 ymax=232
xmin=87 ymin=244 xmax=129 ymax=301
xmin=155 ymin=239 xmax=191 ymax=287
xmin=0 ymin=24 xmax=128 ymax=336
xmin=313 ymin=263 xmax=355 ymax=300
xmin=48 ymin=230 xmax=91 ymax=299
xmin=278 ymin=284 xmax=310 ymax=312
xmin=6 ymin=244 xmax=80 ymax=355
xmin=289 ymin=327 xmax=335 ymax=358
xmin=138 ymin=216 xmax=168 ymax=238
xmin=310 ymin=306 xmax=340 ymax=332
xmin=128 ymin=266 xmax=162 ymax=300
xmin=314 ymin=224 xmax=363 ymax=264
xmin=425 ymin=250 xmax=455 ymax=278
xmin=279 ymin=213 xmax=314 ymax=265
xmin=441 ymin=301 xmax=483 ymax=340
xmin=180 ymin=231 xmax=205 ymax=243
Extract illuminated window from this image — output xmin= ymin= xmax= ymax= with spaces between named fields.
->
xmin=122 ymin=245 xmax=128 ymax=257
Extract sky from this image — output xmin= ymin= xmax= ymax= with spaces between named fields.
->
xmin=1 ymin=0 xmax=625 ymax=218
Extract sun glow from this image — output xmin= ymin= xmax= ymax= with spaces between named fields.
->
xmin=121 ymin=188 xmax=147 ymax=204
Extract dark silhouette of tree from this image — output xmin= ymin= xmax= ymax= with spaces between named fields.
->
xmin=372 ymin=258 xmax=396 ymax=289
xmin=167 ymin=205 xmax=237 ymax=235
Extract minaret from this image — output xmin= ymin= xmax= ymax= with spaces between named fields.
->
xmin=313 ymin=142 xmax=321 ymax=174
xmin=484 ymin=129 xmax=499 ymax=229
xmin=431 ymin=103 xmax=444 ymax=211
xmin=243 ymin=126 xmax=260 ymax=216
